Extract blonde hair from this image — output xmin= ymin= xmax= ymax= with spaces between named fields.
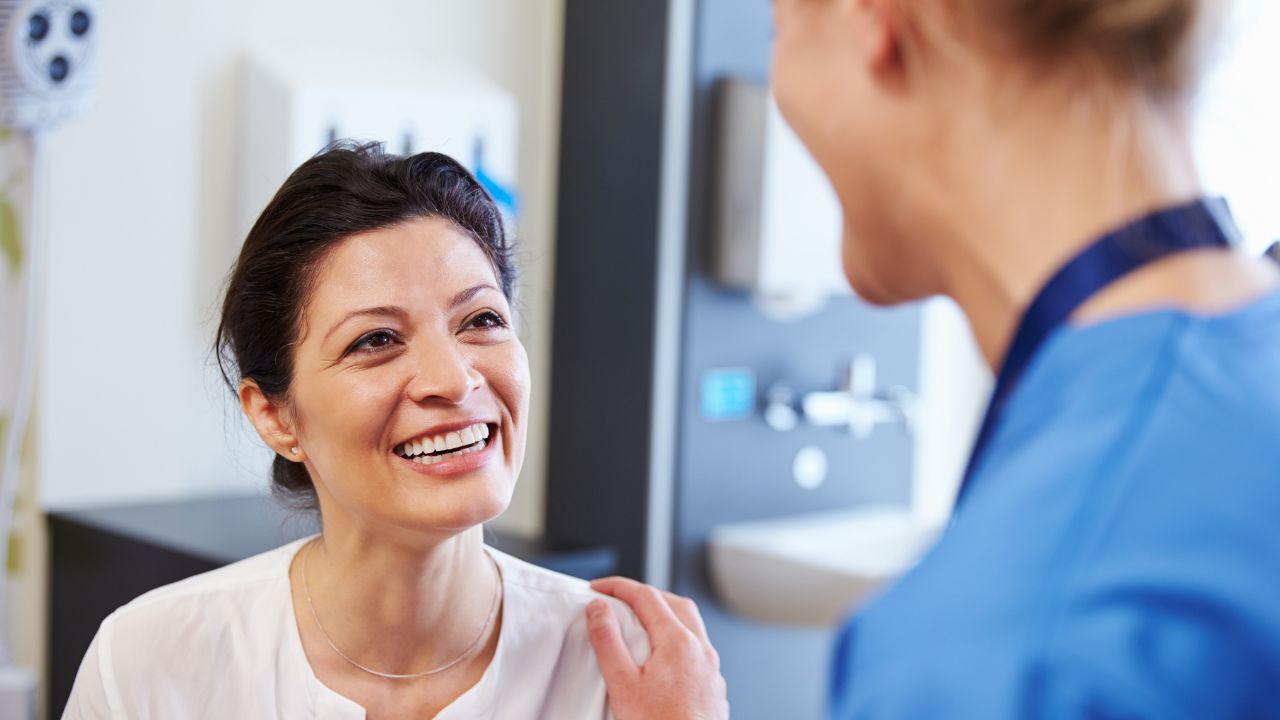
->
xmin=931 ymin=0 xmax=1213 ymax=97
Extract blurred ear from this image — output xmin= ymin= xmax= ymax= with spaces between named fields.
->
xmin=239 ymin=379 xmax=303 ymax=461
xmin=852 ymin=0 xmax=905 ymax=78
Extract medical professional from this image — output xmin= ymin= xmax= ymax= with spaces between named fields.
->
xmin=585 ymin=0 xmax=1280 ymax=716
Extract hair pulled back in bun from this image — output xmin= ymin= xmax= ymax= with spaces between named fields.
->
xmin=1001 ymin=0 xmax=1201 ymax=93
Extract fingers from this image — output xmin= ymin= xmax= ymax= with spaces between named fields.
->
xmin=591 ymin=576 xmax=710 ymax=644
xmin=586 ymin=599 xmax=639 ymax=690
xmin=588 ymin=581 xmax=728 ymax=720
xmin=661 ymin=590 xmax=710 ymax=644
xmin=590 ymin=577 xmax=684 ymax=641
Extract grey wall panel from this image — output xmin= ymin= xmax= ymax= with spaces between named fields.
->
xmin=546 ymin=0 xmax=673 ymax=579
xmin=671 ymin=0 xmax=922 ymax=717
xmin=673 ymin=285 xmax=919 ymax=719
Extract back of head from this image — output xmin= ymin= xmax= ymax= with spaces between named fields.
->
xmin=958 ymin=0 xmax=1212 ymax=98
xmin=1013 ymin=0 xmax=1201 ymax=91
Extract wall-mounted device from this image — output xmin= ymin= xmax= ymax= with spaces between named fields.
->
xmin=711 ymin=78 xmax=850 ymax=320
xmin=765 ymin=354 xmax=919 ymax=440
xmin=0 ymin=0 xmax=98 ymax=129
xmin=238 ymin=55 xmax=520 ymax=246
xmin=0 ymin=2 xmax=99 ymax=718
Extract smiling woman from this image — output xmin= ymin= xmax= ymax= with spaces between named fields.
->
xmin=250 ymin=213 xmax=525 ymax=539
xmin=60 ymin=144 xmax=649 ymax=719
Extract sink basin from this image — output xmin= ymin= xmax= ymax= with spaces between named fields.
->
xmin=708 ymin=505 xmax=943 ymax=626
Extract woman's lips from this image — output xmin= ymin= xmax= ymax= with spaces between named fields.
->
xmin=395 ymin=426 xmax=499 ymax=477
xmin=395 ymin=422 xmax=493 ymax=458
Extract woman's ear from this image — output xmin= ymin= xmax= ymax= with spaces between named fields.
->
xmin=856 ymin=0 xmax=906 ymax=76
xmin=239 ymin=379 xmax=304 ymax=461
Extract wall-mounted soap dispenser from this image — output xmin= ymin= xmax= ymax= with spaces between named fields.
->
xmin=710 ymin=78 xmax=849 ymax=320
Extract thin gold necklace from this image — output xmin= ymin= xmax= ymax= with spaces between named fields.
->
xmin=300 ymin=539 xmax=502 ymax=680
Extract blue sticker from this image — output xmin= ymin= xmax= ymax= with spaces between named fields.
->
xmin=700 ymin=368 xmax=757 ymax=421
xmin=474 ymin=138 xmax=519 ymax=217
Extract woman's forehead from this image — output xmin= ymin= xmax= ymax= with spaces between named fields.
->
xmin=307 ymin=218 xmax=501 ymax=316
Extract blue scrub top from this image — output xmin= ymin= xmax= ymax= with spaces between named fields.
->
xmin=830 ymin=288 xmax=1280 ymax=718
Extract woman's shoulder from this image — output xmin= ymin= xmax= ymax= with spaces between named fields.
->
xmin=1019 ymin=287 xmax=1280 ymax=439
xmin=97 ymin=537 xmax=307 ymax=669
xmin=480 ymin=548 xmax=650 ymax=718
xmin=66 ymin=539 xmax=312 ymax=718
xmin=487 ymin=546 xmax=599 ymax=597
xmin=113 ymin=536 xmax=306 ymax=617
xmin=487 ymin=545 xmax=626 ymax=612
xmin=487 ymin=546 xmax=650 ymax=662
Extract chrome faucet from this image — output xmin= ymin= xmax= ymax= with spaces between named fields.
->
xmin=765 ymin=354 xmax=918 ymax=439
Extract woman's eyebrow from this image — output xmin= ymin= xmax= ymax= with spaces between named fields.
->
xmin=449 ymin=284 xmax=500 ymax=310
xmin=321 ymin=286 xmax=498 ymax=344
xmin=323 ymin=305 xmax=409 ymax=344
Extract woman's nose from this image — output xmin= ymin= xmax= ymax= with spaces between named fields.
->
xmin=406 ymin=341 xmax=483 ymax=404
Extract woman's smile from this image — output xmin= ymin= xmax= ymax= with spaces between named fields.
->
xmin=276 ymin=213 xmax=531 ymax=534
xmin=393 ymin=421 xmax=502 ymax=477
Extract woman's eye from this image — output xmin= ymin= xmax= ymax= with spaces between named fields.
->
xmin=467 ymin=311 xmax=509 ymax=331
xmin=349 ymin=330 xmax=398 ymax=354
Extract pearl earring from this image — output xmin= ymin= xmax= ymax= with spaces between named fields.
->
xmin=290 ymin=447 xmax=299 ymax=455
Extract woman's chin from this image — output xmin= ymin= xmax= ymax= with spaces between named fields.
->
xmin=377 ymin=477 xmax=513 ymax=537
xmin=842 ymin=243 xmax=928 ymax=307
xmin=433 ymin=490 xmax=512 ymax=534
xmin=844 ymin=262 xmax=901 ymax=307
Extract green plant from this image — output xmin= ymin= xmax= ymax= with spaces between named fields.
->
xmin=0 ymin=193 xmax=20 ymax=277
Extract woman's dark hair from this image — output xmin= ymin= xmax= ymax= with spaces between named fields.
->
xmin=214 ymin=141 xmax=515 ymax=509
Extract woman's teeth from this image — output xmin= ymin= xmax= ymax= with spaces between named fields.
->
xmin=396 ymin=423 xmax=492 ymax=464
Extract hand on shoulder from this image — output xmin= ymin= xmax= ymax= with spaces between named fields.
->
xmin=585 ymin=576 xmax=729 ymax=720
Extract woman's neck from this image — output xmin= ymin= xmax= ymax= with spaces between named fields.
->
xmin=923 ymin=90 xmax=1210 ymax=370
xmin=295 ymin=520 xmax=500 ymax=675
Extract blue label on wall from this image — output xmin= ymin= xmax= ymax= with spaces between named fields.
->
xmin=700 ymin=368 xmax=756 ymax=421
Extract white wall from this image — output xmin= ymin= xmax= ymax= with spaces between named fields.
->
xmin=913 ymin=299 xmax=989 ymax=526
xmin=36 ymin=0 xmax=564 ymax=538
xmin=1194 ymin=0 xmax=1280 ymax=253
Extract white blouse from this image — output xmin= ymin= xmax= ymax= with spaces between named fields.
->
xmin=62 ymin=537 xmax=650 ymax=719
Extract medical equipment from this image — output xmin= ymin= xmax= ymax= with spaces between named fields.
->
xmin=0 ymin=1 xmax=100 ymax=717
